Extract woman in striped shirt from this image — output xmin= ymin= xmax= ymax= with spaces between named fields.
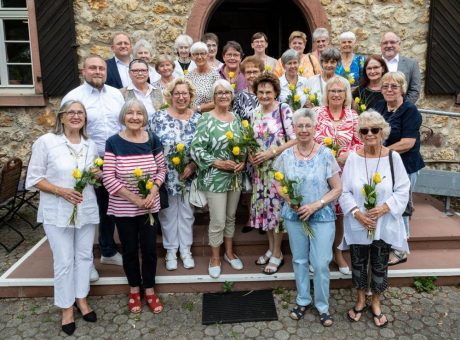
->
xmin=103 ymin=98 xmax=167 ymax=314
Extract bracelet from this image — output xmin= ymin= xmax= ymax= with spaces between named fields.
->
xmin=319 ymin=199 xmax=325 ymax=208
xmin=153 ymin=182 xmax=161 ymax=189
xmin=197 ymin=105 xmax=201 ymax=113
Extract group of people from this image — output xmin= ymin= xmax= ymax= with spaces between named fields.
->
xmin=25 ymin=27 xmax=424 ymax=334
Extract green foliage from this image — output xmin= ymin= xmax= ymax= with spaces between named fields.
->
xmin=182 ymin=301 xmax=194 ymax=312
xmin=414 ymin=276 xmax=438 ymax=293
xmin=223 ymin=281 xmax=234 ymax=293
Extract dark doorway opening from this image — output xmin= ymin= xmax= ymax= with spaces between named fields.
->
xmin=206 ymin=0 xmax=311 ymax=60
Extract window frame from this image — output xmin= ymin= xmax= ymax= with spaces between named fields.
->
xmin=0 ymin=0 xmax=45 ymax=106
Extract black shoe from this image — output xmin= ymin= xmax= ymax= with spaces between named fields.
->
xmin=74 ymin=302 xmax=97 ymax=322
xmin=241 ymin=226 xmax=253 ymax=233
xmin=61 ymin=322 xmax=75 ymax=335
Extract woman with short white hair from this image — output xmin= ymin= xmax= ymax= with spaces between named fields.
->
xmin=335 ymin=31 xmax=366 ymax=87
xmin=173 ymin=34 xmax=197 ymax=78
xmin=312 ymin=28 xmax=330 ymax=61
xmin=132 ymin=39 xmax=160 ymax=84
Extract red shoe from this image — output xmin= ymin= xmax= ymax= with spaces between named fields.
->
xmin=145 ymin=293 xmax=163 ymax=314
xmin=128 ymin=292 xmax=142 ymax=313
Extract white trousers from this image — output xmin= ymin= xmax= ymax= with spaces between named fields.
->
xmin=44 ymin=224 xmax=96 ymax=308
xmin=158 ymin=193 xmax=194 ymax=254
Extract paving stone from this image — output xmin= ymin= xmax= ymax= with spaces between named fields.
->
xmin=274 ymin=329 xmax=290 ymax=340
xmin=244 ymin=326 xmax=260 ymax=338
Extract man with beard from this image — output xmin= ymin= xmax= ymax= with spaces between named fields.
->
xmin=61 ymin=56 xmax=125 ymax=280
xmin=106 ymin=32 xmax=132 ymax=89
xmin=381 ymin=32 xmax=420 ymax=104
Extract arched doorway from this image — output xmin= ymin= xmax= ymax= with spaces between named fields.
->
xmin=186 ymin=0 xmax=330 ymax=59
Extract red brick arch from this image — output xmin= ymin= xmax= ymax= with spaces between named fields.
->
xmin=186 ymin=0 xmax=330 ymax=40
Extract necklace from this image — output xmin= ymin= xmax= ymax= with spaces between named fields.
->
xmin=297 ymin=143 xmax=315 ymax=160
xmin=364 ymin=145 xmax=382 ymax=184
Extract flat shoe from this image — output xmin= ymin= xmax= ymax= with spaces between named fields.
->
xmin=320 ymin=313 xmax=333 ymax=327
xmin=289 ymin=304 xmax=312 ymax=320
xmin=388 ymin=251 xmax=407 ymax=266
xmin=224 ymin=254 xmax=243 ymax=270
xmin=255 ymin=250 xmax=272 ymax=265
xmin=73 ymin=302 xmax=97 ymax=322
xmin=128 ymin=292 xmax=142 ymax=314
xmin=346 ymin=303 xmax=369 ymax=322
xmin=145 ymin=293 xmax=163 ymax=314
xmin=372 ymin=311 xmax=389 ymax=328
xmin=208 ymin=260 xmax=221 ymax=278
xmin=61 ymin=322 xmax=75 ymax=336
xmin=339 ymin=266 xmax=351 ymax=275
xmin=263 ymin=255 xmax=284 ymax=275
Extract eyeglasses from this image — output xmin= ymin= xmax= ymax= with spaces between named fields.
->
xmin=381 ymin=84 xmax=400 ymax=91
xmin=328 ymin=89 xmax=345 ymax=94
xmin=215 ymin=91 xmax=232 ymax=97
xmin=224 ymin=53 xmax=241 ymax=58
xmin=192 ymin=52 xmax=207 ymax=57
xmin=366 ymin=66 xmax=382 ymax=71
xmin=172 ymin=92 xmax=190 ymax=98
xmin=130 ymin=69 xmax=148 ymax=74
xmin=65 ymin=110 xmax=85 ymax=117
xmin=359 ymin=127 xmax=381 ymax=135
xmin=245 ymin=70 xmax=260 ymax=75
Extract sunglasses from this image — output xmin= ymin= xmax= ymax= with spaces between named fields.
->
xmin=359 ymin=127 xmax=381 ymax=135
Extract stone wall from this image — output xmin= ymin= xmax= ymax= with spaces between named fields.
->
xmin=0 ymin=0 xmax=458 ymax=170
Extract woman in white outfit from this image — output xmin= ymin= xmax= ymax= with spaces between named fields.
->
xmin=26 ymin=100 xmax=100 ymax=335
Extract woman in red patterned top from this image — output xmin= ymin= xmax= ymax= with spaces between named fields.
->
xmin=314 ymin=76 xmax=362 ymax=275
xmin=103 ymin=98 xmax=167 ymax=314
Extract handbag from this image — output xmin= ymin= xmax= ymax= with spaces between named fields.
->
xmin=189 ymin=178 xmax=207 ymax=208
xmin=148 ymin=131 xmax=169 ymax=210
xmin=388 ymin=150 xmax=413 ymax=216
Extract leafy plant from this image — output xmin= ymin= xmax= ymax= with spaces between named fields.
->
xmin=223 ymin=281 xmax=234 ymax=293
xmin=182 ymin=301 xmax=194 ymax=312
xmin=414 ymin=276 xmax=437 ymax=293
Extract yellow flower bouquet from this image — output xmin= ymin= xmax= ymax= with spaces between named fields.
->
xmin=323 ymin=136 xmax=340 ymax=158
xmin=286 ymin=83 xmax=301 ymax=110
xmin=354 ymin=97 xmax=367 ymax=114
xmin=304 ymin=87 xmax=320 ymax=107
xmin=362 ymin=171 xmax=385 ymax=239
xmin=133 ymin=167 xmax=155 ymax=226
xmin=169 ymin=142 xmax=188 ymax=199
xmin=226 ymin=130 xmax=245 ymax=191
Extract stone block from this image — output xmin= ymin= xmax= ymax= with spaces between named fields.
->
xmin=0 ymin=112 xmax=14 ymax=127
xmin=87 ymin=0 xmax=108 ymax=10
xmin=152 ymin=3 xmax=171 ymax=14
xmin=394 ymin=7 xmax=419 ymax=24
xmin=432 ymin=149 xmax=456 ymax=161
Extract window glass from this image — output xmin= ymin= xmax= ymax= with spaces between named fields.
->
xmin=1 ymin=0 xmax=27 ymax=8
xmin=5 ymin=19 xmax=29 ymax=40
xmin=8 ymin=64 xmax=32 ymax=85
xmin=6 ymin=42 xmax=31 ymax=62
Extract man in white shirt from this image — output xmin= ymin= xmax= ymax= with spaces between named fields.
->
xmin=62 ymin=56 xmax=125 ymax=278
xmin=105 ymin=32 xmax=132 ymax=89
xmin=381 ymin=32 xmax=421 ymax=104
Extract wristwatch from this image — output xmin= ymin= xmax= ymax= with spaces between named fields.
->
xmin=351 ymin=208 xmax=359 ymax=218
xmin=197 ymin=105 xmax=201 ymax=113
xmin=320 ymin=199 xmax=325 ymax=207
xmin=271 ymin=148 xmax=277 ymax=155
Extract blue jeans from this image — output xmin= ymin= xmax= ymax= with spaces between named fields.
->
xmin=96 ymin=183 xmax=117 ymax=257
xmin=284 ymin=219 xmax=335 ymax=314
xmin=403 ymin=171 xmax=419 ymax=237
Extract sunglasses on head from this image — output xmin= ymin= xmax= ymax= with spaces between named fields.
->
xmin=359 ymin=127 xmax=381 ymax=135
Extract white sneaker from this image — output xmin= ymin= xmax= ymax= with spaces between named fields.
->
xmin=165 ymin=250 xmax=177 ymax=271
xmin=90 ymin=264 xmax=99 ymax=282
xmin=180 ymin=252 xmax=195 ymax=269
xmin=100 ymin=252 xmax=123 ymax=266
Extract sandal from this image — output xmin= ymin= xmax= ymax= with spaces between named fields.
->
xmin=289 ymin=304 xmax=312 ymax=320
xmin=346 ymin=303 xmax=369 ymax=322
xmin=263 ymin=255 xmax=284 ymax=275
xmin=145 ymin=293 xmax=163 ymax=314
xmin=128 ymin=292 xmax=142 ymax=314
xmin=255 ymin=250 xmax=272 ymax=265
xmin=319 ymin=313 xmax=333 ymax=327
xmin=372 ymin=311 xmax=388 ymax=328
xmin=388 ymin=250 xmax=407 ymax=266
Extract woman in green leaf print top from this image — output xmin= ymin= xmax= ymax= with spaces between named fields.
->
xmin=191 ymin=79 xmax=247 ymax=279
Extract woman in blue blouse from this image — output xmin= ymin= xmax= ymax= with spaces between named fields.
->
xmin=274 ymin=108 xmax=342 ymax=326
xmin=149 ymin=78 xmax=201 ymax=271
xmin=335 ymin=31 xmax=366 ymax=88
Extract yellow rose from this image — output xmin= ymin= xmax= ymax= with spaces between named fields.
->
xmin=323 ymin=137 xmax=333 ymax=146
xmin=231 ymin=83 xmax=236 ymax=89
xmin=183 ymin=69 xmax=188 ymax=75
xmin=228 ymin=71 xmax=235 ymax=79
xmin=373 ymin=172 xmax=382 ymax=184
xmin=293 ymin=94 xmax=300 ymax=103
xmin=281 ymin=186 xmax=289 ymax=194
xmin=303 ymin=87 xmax=310 ymax=94
xmin=133 ymin=167 xmax=143 ymax=178
xmin=176 ymin=143 xmax=185 ymax=152
xmin=354 ymin=97 xmax=360 ymax=104
xmin=274 ymin=171 xmax=284 ymax=182
xmin=94 ymin=157 xmax=104 ymax=167
xmin=362 ymin=187 xmax=366 ymax=196
xmin=298 ymin=66 xmax=304 ymax=75
xmin=225 ymin=131 xmax=233 ymax=140
xmin=349 ymin=78 xmax=355 ymax=85
xmin=232 ymin=146 xmax=240 ymax=156
xmin=145 ymin=180 xmax=153 ymax=190
xmin=309 ymin=94 xmax=316 ymax=102
xmin=241 ymin=120 xmax=249 ymax=128
xmin=360 ymin=104 xmax=367 ymax=111
xmin=288 ymin=83 xmax=295 ymax=91
xmin=172 ymin=156 xmax=181 ymax=166
xmin=265 ymin=64 xmax=272 ymax=72
xmin=344 ymin=66 xmax=350 ymax=73
xmin=331 ymin=149 xmax=337 ymax=157
xmin=72 ymin=168 xmax=82 ymax=180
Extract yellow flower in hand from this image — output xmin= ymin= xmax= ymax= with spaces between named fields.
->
xmin=309 ymin=94 xmax=316 ymax=102
xmin=145 ymin=180 xmax=153 ymax=190
xmin=355 ymin=97 xmax=360 ymax=104
xmin=232 ymin=146 xmax=240 ymax=156
xmin=133 ymin=167 xmax=143 ymax=178
xmin=281 ymin=186 xmax=289 ymax=194
xmin=265 ymin=64 xmax=272 ymax=72
xmin=373 ymin=172 xmax=382 ymax=184
xmin=331 ymin=149 xmax=337 ymax=157
xmin=228 ymin=71 xmax=235 ymax=79
xmin=344 ymin=66 xmax=350 ymax=73
xmin=298 ymin=66 xmax=304 ymax=75
xmin=176 ymin=143 xmax=185 ymax=152
xmin=303 ymin=87 xmax=310 ymax=94
xmin=225 ymin=131 xmax=233 ymax=140
xmin=72 ymin=168 xmax=82 ymax=180
xmin=274 ymin=171 xmax=284 ymax=182
xmin=323 ymin=137 xmax=333 ymax=146
xmin=231 ymin=83 xmax=236 ymax=89
xmin=241 ymin=120 xmax=249 ymax=128
xmin=94 ymin=157 xmax=104 ymax=167
xmin=293 ymin=94 xmax=300 ymax=103
xmin=360 ymin=104 xmax=367 ymax=111
xmin=288 ymin=83 xmax=295 ymax=91
xmin=172 ymin=156 xmax=181 ymax=166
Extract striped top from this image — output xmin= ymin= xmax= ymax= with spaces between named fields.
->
xmin=103 ymin=133 xmax=167 ymax=217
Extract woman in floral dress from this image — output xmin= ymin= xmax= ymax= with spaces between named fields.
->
xmin=149 ymin=78 xmax=201 ymax=271
xmin=313 ymin=75 xmax=362 ymax=275
xmin=249 ymin=73 xmax=297 ymax=274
